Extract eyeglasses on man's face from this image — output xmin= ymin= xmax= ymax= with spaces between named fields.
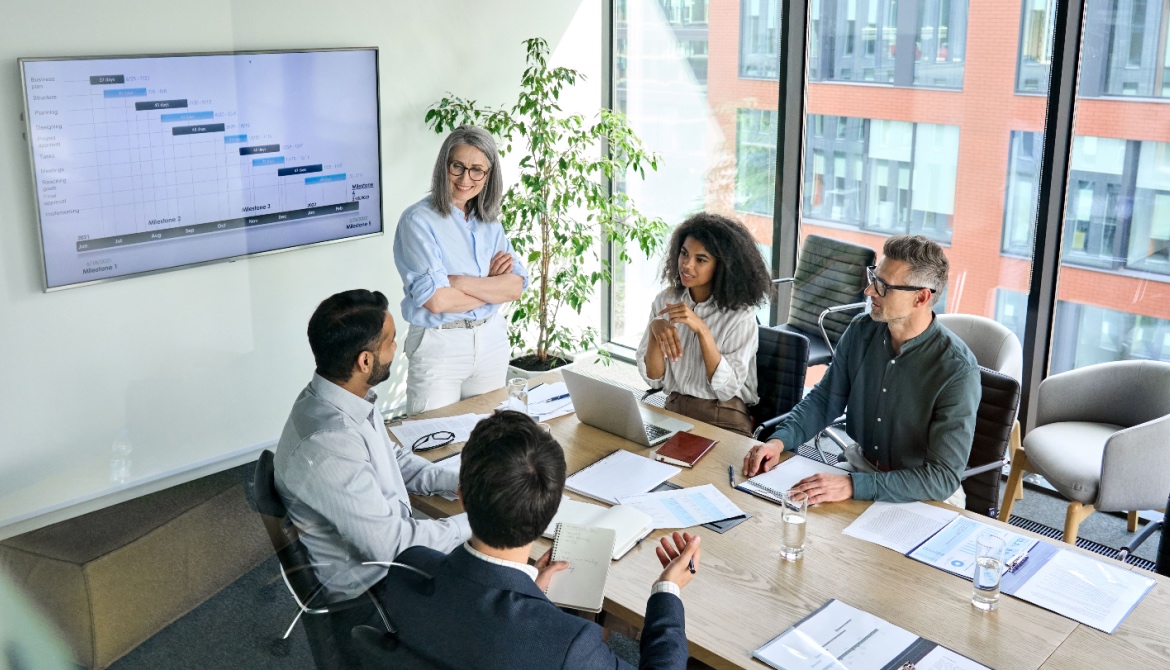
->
xmin=866 ymin=265 xmax=937 ymax=298
xmin=448 ymin=161 xmax=489 ymax=182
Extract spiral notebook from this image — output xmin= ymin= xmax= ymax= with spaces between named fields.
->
xmin=735 ymin=454 xmax=843 ymax=504
xmin=543 ymin=523 xmax=616 ymax=613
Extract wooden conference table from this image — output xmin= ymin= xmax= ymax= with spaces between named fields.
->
xmin=397 ymin=372 xmax=1170 ymax=670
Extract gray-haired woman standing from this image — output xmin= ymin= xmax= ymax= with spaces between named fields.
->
xmin=393 ymin=125 xmax=527 ymax=415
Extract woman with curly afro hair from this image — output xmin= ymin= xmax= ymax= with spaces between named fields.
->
xmin=636 ymin=212 xmax=772 ymax=436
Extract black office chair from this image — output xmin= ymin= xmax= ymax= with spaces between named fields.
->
xmin=253 ymin=450 xmax=389 ymax=670
xmin=773 ymin=234 xmax=876 ymax=367
xmin=751 ymin=326 xmax=809 ymax=440
xmin=960 ymin=367 xmax=1021 ymax=518
xmin=351 ymin=623 xmax=453 ymax=670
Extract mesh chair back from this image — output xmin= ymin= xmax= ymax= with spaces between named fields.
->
xmin=752 ymin=327 xmax=809 ymax=429
xmin=786 ymin=235 xmax=876 ymax=347
xmin=963 ymin=368 xmax=1020 ymax=518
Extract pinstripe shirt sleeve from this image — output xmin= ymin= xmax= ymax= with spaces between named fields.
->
xmin=283 ymin=430 xmax=469 ymax=564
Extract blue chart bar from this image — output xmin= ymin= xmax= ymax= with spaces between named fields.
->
xmin=277 ymin=164 xmax=322 ymax=177
xmin=305 ymin=173 xmax=346 ymax=184
xmin=224 ymin=134 xmax=248 ymax=143
xmin=104 ymin=88 xmax=147 ymax=98
xmin=252 ymin=156 xmax=285 ymax=166
xmin=160 ymin=110 xmax=214 ymax=122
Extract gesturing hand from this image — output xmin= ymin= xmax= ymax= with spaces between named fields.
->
xmin=658 ymin=301 xmax=708 ymax=335
xmin=533 ymin=548 xmax=569 ymax=592
xmin=488 ymin=251 xmax=514 ymax=277
xmin=656 ymin=531 xmax=701 ymax=589
xmin=649 ymin=318 xmax=683 ymax=362
xmin=743 ymin=439 xmax=785 ymax=477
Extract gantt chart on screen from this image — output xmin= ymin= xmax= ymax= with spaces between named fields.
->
xmin=22 ymin=50 xmax=382 ymax=289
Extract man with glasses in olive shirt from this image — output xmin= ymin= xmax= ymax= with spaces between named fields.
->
xmin=744 ymin=235 xmax=980 ymax=507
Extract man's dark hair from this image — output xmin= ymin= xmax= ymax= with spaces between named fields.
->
xmin=661 ymin=212 xmax=773 ymax=311
xmin=460 ymin=410 xmax=566 ymax=549
xmin=307 ymin=289 xmax=390 ymax=382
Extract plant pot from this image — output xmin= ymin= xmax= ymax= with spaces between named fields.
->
xmin=507 ymin=354 xmax=574 ymax=380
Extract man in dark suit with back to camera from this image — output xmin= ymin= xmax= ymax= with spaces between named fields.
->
xmin=376 ymin=410 xmax=698 ymax=669
xmin=274 ymin=289 xmax=471 ymax=604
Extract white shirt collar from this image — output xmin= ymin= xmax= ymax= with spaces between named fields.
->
xmin=463 ymin=542 xmax=539 ymax=582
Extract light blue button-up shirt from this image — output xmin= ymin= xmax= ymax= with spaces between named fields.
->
xmin=393 ymin=196 xmax=529 ymax=328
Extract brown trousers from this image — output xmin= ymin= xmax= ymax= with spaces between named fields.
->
xmin=664 ymin=392 xmax=755 ymax=438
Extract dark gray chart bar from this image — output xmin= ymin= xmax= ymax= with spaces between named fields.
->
xmin=135 ymin=99 xmax=188 ymax=111
xmin=172 ymin=123 xmax=226 ymax=136
xmin=76 ymin=201 xmax=360 ymax=251
xmin=90 ymin=75 xmax=125 ymax=85
xmin=239 ymin=144 xmax=281 ymax=156
xmin=277 ymin=164 xmax=322 ymax=177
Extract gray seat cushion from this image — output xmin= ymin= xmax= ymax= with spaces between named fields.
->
xmin=1024 ymin=421 xmax=1124 ymax=504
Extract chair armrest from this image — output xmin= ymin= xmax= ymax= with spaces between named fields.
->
xmin=961 ymin=460 xmax=1007 ymax=480
xmin=753 ymin=412 xmax=791 ymax=440
xmin=818 ymin=301 xmax=867 ymax=354
xmin=771 ymin=277 xmax=795 ymax=285
xmin=642 ymin=388 xmax=663 ymax=401
xmin=1098 ymin=414 xmax=1170 ymax=511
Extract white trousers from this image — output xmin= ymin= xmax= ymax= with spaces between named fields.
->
xmin=404 ymin=313 xmax=510 ymax=416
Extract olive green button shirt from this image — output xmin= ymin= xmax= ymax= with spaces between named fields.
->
xmin=770 ymin=313 xmax=981 ymax=502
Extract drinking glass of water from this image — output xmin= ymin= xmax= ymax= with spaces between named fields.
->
xmin=779 ymin=489 xmax=809 ymax=560
xmin=972 ymin=533 xmax=1006 ymax=611
xmin=506 ymin=378 xmax=528 ymax=415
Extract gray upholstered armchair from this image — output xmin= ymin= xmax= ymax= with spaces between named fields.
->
xmin=999 ymin=360 xmax=1170 ymax=543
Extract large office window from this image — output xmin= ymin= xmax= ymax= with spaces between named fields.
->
xmin=1050 ymin=0 xmax=1170 ymax=376
xmin=800 ymin=115 xmax=957 ymax=243
xmin=611 ymin=0 xmax=778 ymax=350
xmin=808 ymin=0 xmax=967 ymax=88
xmin=1003 ymin=131 xmax=1043 ymax=255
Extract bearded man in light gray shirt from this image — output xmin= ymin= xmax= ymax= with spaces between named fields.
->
xmin=275 ymin=289 xmax=470 ymax=602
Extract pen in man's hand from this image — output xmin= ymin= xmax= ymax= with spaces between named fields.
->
xmin=688 ymin=557 xmax=696 ymax=574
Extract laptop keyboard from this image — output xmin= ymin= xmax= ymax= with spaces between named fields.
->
xmin=644 ymin=423 xmax=670 ymax=442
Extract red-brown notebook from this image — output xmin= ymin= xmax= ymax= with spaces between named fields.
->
xmin=654 ymin=431 xmax=718 ymax=468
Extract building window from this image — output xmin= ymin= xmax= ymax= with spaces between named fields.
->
xmin=1016 ymin=0 xmax=1056 ymax=93
xmin=995 ymin=289 xmax=1029 ymax=345
xmin=1063 ymin=136 xmax=1129 ymax=269
xmin=1003 ymin=131 xmax=1042 ymax=255
xmin=914 ymin=0 xmax=968 ymax=88
xmin=804 ymin=114 xmax=958 ymax=241
xmin=1052 ymin=300 xmax=1170 ymax=373
xmin=807 ymin=0 xmax=965 ymax=88
xmin=739 ymin=0 xmax=781 ymax=79
xmin=1080 ymin=0 xmax=1170 ymax=98
xmin=735 ymin=109 xmax=778 ymax=216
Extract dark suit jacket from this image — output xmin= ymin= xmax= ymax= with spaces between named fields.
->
xmin=373 ymin=544 xmax=689 ymax=669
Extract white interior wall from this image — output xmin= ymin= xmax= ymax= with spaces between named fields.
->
xmin=0 ymin=0 xmax=601 ymax=538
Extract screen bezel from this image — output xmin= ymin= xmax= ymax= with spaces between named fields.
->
xmin=19 ymin=47 xmax=384 ymax=292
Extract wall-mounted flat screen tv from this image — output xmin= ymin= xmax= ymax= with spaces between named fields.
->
xmin=20 ymin=48 xmax=382 ymax=291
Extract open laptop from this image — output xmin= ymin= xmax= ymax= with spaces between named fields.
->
xmin=562 ymin=368 xmax=692 ymax=447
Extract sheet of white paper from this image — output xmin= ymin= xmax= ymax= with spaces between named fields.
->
xmin=908 ymin=516 xmax=1036 ymax=580
xmin=387 ymin=414 xmax=488 ymax=451
xmin=915 ymin=646 xmax=991 ymax=670
xmin=754 ymin=599 xmax=918 ymax=670
xmin=1011 ymin=548 xmax=1156 ymax=634
xmin=565 ymin=450 xmax=680 ymax=505
xmin=496 ymin=381 xmax=576 ymax=420
xmin=617 ymin=484 xmax=746 ymax=529
xmin=842 ymin=502 xmax=960 ymax=553
xmin=739 ymin=455 xmax=844 ymax=503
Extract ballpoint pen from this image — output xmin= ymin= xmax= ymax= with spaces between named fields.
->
xmin=728 ymin=465 xmax=735 ymax=487
xmin=531 ymin=393 xmax=570 ymax=405
xmin=688 ymin=557 xmax=696 ymax=574
xmin=1006 ymin=549 xmax=1030 ymax=573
